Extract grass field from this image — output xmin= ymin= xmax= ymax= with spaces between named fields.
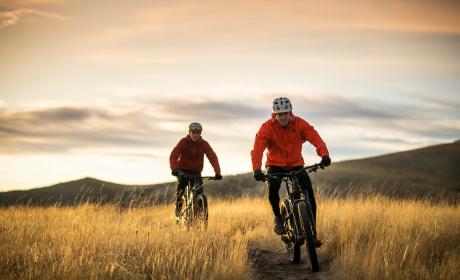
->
xmin=1 ymin=194 xmax=459 ymax=279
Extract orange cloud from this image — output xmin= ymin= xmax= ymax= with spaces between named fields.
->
xmin=0 ymin=7 xmax=28 ymax=28
xmin=129 ymin=0 xmax=460 ymax=34
xmin=0 ymin=0 xmax=67 ymax=29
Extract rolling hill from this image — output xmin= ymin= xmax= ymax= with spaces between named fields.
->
xmin=1 ymin=141 xmax=459 ymax=206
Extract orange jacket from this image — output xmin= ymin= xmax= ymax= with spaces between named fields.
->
xmin=170 ymin=135 xmax=221 ymax=174
xmin=251 ymin=113 xmax=329 ymax=170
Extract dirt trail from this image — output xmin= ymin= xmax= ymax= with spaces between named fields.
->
xmin=249 ymin=247 xmax=335 ymax=280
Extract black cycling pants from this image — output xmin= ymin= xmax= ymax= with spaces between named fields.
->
xmin=267 ymin=166 xmax=317 ymax=222
xmin=176 ymin=171 xmax=202 ymax=206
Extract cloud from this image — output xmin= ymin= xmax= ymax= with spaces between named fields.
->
xmin=0 ymin=93 xmax=458 ymax=157
xmin=412 ymin=95 xmax=460 ymax=115
xmin=156 ymin=99 xmax=267 ymax=120
xmin=291 ymin=95 xmax=401 ymax=121
xmin=0 ymin=1 xmax=67 ymax=29
xmin=98 ymin=0 xmax=460 ymax=44
xmin=72 ymin=0 xmax=460 ymax=68
xmin=0 ymin=6 xmax=28 ymax=28
xmin=403 ymin=121 xmax=460 ymax=140
xmin=0 ymin=105 xmax=180 ymax=154
xmin=361 ymin=136 xmax=415 ymax=145
xmin=151 ymin=94 xmax=460 ymax=155
xmin=149 ymin=95 xmax=401 ymax=123
xmin=26 ymin=106 xmax=94 ymax=122
xmin=152 ymin=93 xmax=459 ymax=129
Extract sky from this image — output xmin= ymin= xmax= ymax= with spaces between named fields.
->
xmin=1 ymin=0 xmax=459 ymax=190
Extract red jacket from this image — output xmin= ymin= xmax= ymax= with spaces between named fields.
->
xmin=170 ymin=135 xmax=221 ymax=174
xmin=251 ymin=113 xmax=329 ymax=170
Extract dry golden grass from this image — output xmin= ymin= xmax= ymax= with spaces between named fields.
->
xmin=0 ymin=195 xmax=458 ymax=279
xmin=0 ymin=197 xmax=276 ymax=280
xmin=317 ymin=196 xmax=460 ymax=280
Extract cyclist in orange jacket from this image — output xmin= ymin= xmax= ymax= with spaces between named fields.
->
xmin=251 ymin=97 xmax=331 ymax=246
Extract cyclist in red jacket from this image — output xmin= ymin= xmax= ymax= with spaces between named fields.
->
xmin=170 ymin=122 xmax=222 ymax=217
xmin=251 ymin=97 xmax=331 ymax=247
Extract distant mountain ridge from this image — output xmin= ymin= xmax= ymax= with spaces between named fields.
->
xmin=313 ymin=141 xmax=460 ymax=201
xmin=1 ymin=141 xmax=459 ymax=206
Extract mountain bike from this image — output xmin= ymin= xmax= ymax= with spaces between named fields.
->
xmin=175 ymin=172 xmax=217 ymax=230
xmin=264 ymin=163 xmax=325 ymax=272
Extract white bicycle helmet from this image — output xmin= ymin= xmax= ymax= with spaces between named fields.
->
xmin=189 ymin=122 xmax=202 ymax=131
xmin=272 ymin=97 xmax=293 ymax=113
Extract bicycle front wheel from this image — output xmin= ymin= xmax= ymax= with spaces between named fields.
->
xmin=281 ymin=199 xmax=300 ymax=263
xmin=297 ymin=202 xmax=319 ymax=272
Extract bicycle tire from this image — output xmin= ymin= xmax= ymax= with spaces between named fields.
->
xmin=194 ymin=194 xmax=208 ymax=230
xmin=281 ymin=199 xmax=300 ymax=263
xmin=298 ymin=202 xmax=319 ymax=272
xmin=200 ymin=194 xmax=208 ymax=230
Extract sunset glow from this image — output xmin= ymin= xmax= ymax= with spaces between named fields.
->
xmin=1 ymin=0 xmax=459 ymax=189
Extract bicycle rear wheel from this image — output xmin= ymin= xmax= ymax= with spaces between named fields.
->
xmin=298 ymin=201 xmax=319 ymax=272
xmin=281 ymin=199 xmax=300 ymax=263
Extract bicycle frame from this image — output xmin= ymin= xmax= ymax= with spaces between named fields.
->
xmin=271 ymin=168 xmax=317 ymax=243
xmin=181 ymin=180 xmax=204 ymax=221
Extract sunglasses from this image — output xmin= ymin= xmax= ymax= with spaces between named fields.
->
xmin=275 ymin=112 xmax=291 ymax=117
xmin=190 ymin=131 xmax=201 ymax=134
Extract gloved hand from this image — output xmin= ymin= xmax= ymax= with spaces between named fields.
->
xmin=253 ymin=170 xmax=265 ymax=181
xmin=320 ymin=156 xmax=331 ymax=167
xmin=214 ymin=174 xmax=222 ymax=180
xmin=171 ymin=169 xmax=180 ymax=177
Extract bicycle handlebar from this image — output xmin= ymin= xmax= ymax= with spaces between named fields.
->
xmin=263 ymin=163 xmax=325 ymax=180
xmin=175 ymin=172 xmax=220 ymax=180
